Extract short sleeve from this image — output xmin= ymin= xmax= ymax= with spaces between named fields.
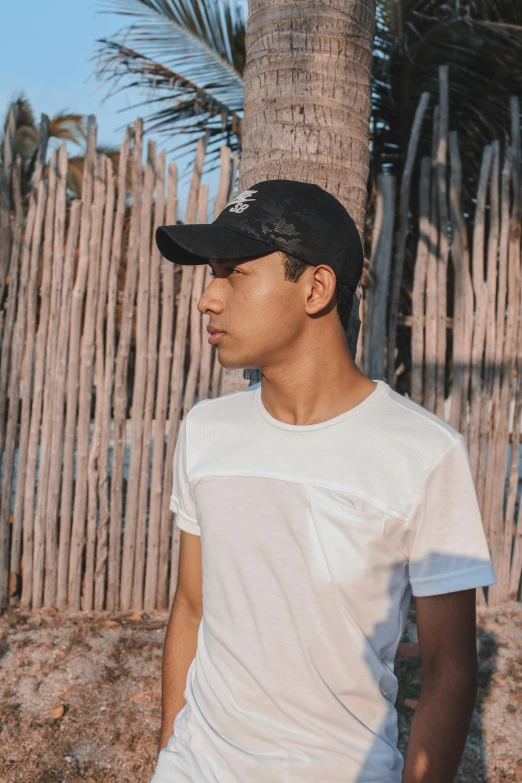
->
xmin=407 ymin=434 xmax=496 ymax=597
xmin=170 ymin=416 xmax=200 ymax=536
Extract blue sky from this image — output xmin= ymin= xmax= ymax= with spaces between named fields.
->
xmin=0 ymin=0 xmax=229 ymax=219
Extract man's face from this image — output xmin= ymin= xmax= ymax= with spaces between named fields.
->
xmin=197 ymin=251 xmax=311 ymax=370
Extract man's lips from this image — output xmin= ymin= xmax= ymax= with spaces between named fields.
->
xmin=207 ymin=325 xmax=226 ymax=345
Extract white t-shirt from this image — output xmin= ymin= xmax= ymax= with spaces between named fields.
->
xmin=152 ymin=379 xmax=495 ymax=783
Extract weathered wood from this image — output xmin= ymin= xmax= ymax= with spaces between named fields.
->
xmin=120 ymin=139 xmax=154 ymax=611
xmin=133 ymin=146 xmax=165 ymax=610
xmin=434 ymin=67 xmax=450 ymax=420
xmin=220 ymin=158 xmax=250 ymax=396
xmin=477 ymin=142 xmax=500 ymax=512
xmin=29 ymin=149 xmax=58 ymax=609
xmin=160 ymin=136 xmax=207 ymax=609
xmin=488 ymin=141 xmax=520 ymax=604
xmin=148 ymin=162 xmax=177 ymax=611
xmin=40 ymin=145 xmax=68 ymax=607
xmin=502 ymin=304 xmax=522 ymax=600
xmin=183 ymin=184 xmax=209 ymax=416
xmin=508 ymin=97 xmax=522 ymax=600
xmin=386 ymin=92 xmax=429 ymax=389
xmin=68 ymin=156 xmax=106 ymax=611
xmin=1 ymin=158 xmax=23 ymax=604
xmin=108 ymin=119 xmax=143 ymax=611
xmin=467 ymin=146 xmax=493 ymax=483
xmin=0 ymin=105 xmax=17 ymax=310
xmin=363 ymin=174 xmax=396 ymax=382
xmin=107 ymin=122 xmax=142 ymax=611
xmin=198 ymin=148 xmax=232 ymax=402
xmin=448 ymin=132 xmax=473 ymax=433
xmin=423 ymin=107 xmax=439 ymax=413
xmin=45 ymin=198 xmax=81 ymax=606
xmin=57 ymin=117 xmax=97 ymax=609
xmin=16 ymin=178 xmax=47 ymax=609
xmin=98 ymin=129 xmax=131 ymax=611
xmin=7 ymin=118 xmax=49 ymax=609
xmin=490 ymin=98 xmax=521 ymax=603
xmin=410 ymin=158 xmax=430 ymax=406
xmin=85 ymin=157 xmax=114 ymax=611
xmin=483 ymin=150 xmax=511 ymax=545
xmin=3 ymin=99 xmax=522 ymax=610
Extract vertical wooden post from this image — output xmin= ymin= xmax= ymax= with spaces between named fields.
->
xmin=435 ymin=67 xmax=450 ymax=420
xmin=363 ymin=174 xmax=395 ymax=382
xmin=411 ymin=158 xmax=431 ymax=406
xmin=476 ymin=142 xmax=500 ymax=511
xmin=57 ymin=116 xmax=97 ymax=608
xmin=120 ymin=139 xmax=154 ymax=611
xmin=84 ymin=157 xmax=115 ymax=611
xmin=386 ymin=92 xmax=429 ymax=389
xmin=45 ymin=199 xmax=81 ymax=605
xmin=448 ymin=132 xmax=473 ymax=433
xmin=489 ymin=98 xmax=521 ymax=603
xmin=40 ymin=145 xmax=68 ymax=607
xmin=483 ymin=151 xmax=511 ymax=545
xmin=98 ymin=130 xmax=131 ymax=611
xmin=69 ymin=155 xmax=106 ymax=611
xmin=0 ymin=105 xmax=17 ymax=309
xmin=152 ymin=163 xmax=179 ymax=611
xmin=183 ymin=184 xmax=209 ymax=416
xmin=133 ymin=147 xmax=166 ymax=610
xmin=156 ymin=138 xmax=207 ymax=610
xmin=108 ymin=119 xmax=143 ymax=611
xmin=18 ymin=177 xmax=48 ymax=609
xmin=1 ymin=158 xmax=22 ymax=604
xmin=199 ymin=147 xmax=232 ymax=403
xmin=467 ymin=146 xmax=493 ymax=481
xmin=424 ymin=107 xmax=440 ymax=413
xmin=29 ymin=149 xmax=58 ymax=609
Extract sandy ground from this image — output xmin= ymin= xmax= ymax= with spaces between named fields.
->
xmin=1 ymin=601 xmax=521 ymax=783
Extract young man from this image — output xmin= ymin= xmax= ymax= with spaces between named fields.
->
xmin=152 ymin=180 xmax=496 ymax=783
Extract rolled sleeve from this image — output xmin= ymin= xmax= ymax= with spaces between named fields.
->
xmin=407 ymin=434 xmax=496 ymax=597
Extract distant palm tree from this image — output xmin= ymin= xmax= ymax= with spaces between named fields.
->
xmin=1 ymin=96 xmax=87 ymax=198
xmin=94 ymin=0 xmax=522 ymax=192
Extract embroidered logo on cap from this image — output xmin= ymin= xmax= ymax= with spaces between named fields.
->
xmin=227 ymin=189 xmax=258 ymax=214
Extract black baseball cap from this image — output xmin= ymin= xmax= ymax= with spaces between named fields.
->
xmin=155 ymin=179 xmax=364 ymax=290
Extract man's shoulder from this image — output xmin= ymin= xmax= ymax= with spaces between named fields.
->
xmin=185 ymin=383 xmax=258 ymax=428
xmin=374 ymin=384 xmax=465 ymax=495
xmin=380 ymin=384 xmax=461 ymax=446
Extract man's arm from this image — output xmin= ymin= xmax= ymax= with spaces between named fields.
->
xmin=402 ymin=588 xmax=478 ymax=783
xmin=157 ymin=529 xmax=203 ymax=754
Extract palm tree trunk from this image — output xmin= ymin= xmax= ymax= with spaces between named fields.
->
xmin=223 ymin=0 xmax=376 ymax=393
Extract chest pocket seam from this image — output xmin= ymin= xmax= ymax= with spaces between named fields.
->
xmin=308 ymin=485 xmax=387 ymax=528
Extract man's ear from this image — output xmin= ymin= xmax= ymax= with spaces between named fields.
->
xmin=304 ymin=264 xmax=337 ymax=316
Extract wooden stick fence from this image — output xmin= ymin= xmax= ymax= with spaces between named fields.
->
xmin=0 ymin=65 xmax=521 ymax=610
xmin=362 ymin=70 xmax=522 ymax=605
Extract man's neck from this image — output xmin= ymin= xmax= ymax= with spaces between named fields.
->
xmin=258 ymin=327 xmax=376 ymax=427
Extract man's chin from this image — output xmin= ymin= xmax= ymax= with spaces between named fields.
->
xmin=216 ymin=350 xmax=259 ymax=372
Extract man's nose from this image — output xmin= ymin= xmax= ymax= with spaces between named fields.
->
xmin=198 ymin=278 xmax=223 ymax=315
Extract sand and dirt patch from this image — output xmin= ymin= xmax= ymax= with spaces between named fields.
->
xmin=1 ymin=602 xmax=521 ymax=782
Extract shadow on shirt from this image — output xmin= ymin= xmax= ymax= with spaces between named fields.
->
xmin=352 ymin=551 xmax=496 ymax=783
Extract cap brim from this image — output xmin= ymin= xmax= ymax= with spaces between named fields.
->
xmin=156 ymin=224 xmax=275 ymax=265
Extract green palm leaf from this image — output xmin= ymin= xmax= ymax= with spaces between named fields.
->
xmin=373 ymin=0 xmax=522 ymax=203
xmin=94 ymin=0 xmax=245 ymax=158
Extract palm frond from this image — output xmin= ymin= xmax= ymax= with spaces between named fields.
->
xmin=94 ymin=0 xmax=245 ymax=157
xmin=372 ymin=0 xmax=522 ymax=205
xmin=48 ymin=112 xmax=87 ymax=146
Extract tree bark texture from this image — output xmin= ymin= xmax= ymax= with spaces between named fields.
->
xmin=240 ymin=0 xmax=376 ymax=233
xmin=223 ymin=0 xmax=377 ymax=393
